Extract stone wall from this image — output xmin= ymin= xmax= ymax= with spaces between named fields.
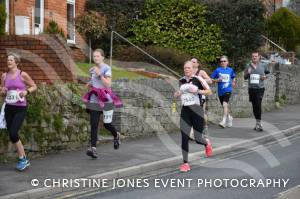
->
xmin=112 ymin=79 xmax=181 ymax=137
xmin=275 ymin=64 xmax=300 ymax=104
xmin=0 ymin=63 xmax=299 ymax=161
xmin=0 ymin=83 xmax=90 ymax=162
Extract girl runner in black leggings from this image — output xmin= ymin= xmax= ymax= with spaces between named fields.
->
xmin=174 ymin=61 xmax=213 ymax=172
xmin=83 ymin=49 xmax=122 ymax=159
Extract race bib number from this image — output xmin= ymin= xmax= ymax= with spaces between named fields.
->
xmin=103 ymin=110 xmax=114 ymax=123
xmin=250 ymin=74 xmax=260 ymax=84
xmin=5 ymin=90 xmax=24 ymax=104
xmin=181 ymin=93 xmax=199 ymax=106
xmin=220 ymin=74 xmax=230 ymax=83
xmin=179 ymin=83 xmax=200 ymax=106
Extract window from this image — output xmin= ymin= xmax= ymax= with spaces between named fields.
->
xmin=34 ymin=0 xmax=44 ymax=34
xmin=67 ymin=0 xmax=75 ymax=44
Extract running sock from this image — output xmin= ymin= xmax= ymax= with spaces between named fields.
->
xmin=222 ymin=116 xmax=227 ymax=123
xmin=256 ymin=119 xmax=261 ymax=125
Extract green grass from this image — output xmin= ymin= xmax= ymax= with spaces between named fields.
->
xmin=75 ymin=62 xmax=145 ymax=80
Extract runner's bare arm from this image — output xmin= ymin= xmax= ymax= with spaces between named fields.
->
xmin=232 ymin=78 xmax=236 ymax=87
xmin=21 ymin=72 xmax=37 ymax=95
xmin=196 ymin=76 xmax=212 ymax=96
xmin=199 ymin=70 xmax=212 ymax=84
xmin=0 ymin=73 xmax=7 ymax=95
xmin=100 ymin=76 xmax=112 ymax=87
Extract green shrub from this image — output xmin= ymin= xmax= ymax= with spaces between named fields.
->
xmin=75 ymin=11 xmax=107 ymax=41
xmin=266 ymin=7 xmax=300 ymax=51
xmin=87 ymin=0 xmax=145 ymax=34
xmin=86 ymin=0 xmax=146 ymax=51
xmin=0 ymin=3 xmax=6 ymax=35
xmin=295 ymin=45 xmax=300 ymax=59
xmin=200 ymin=0 xmax=265 ymax=69
xmin=129 ymin=0 xmax=222 ymax=62
xmin=44 ymin=20 xmax=65 ymax=38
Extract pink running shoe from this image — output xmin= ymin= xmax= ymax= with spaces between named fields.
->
xmin=205 ymin=138 xmax=213 ymax=157
xmin=179 ymin=163 xmax=191 ymax=172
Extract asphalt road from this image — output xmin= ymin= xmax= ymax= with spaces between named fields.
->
xmin=82 ymin=134 xmax=300 ymax=199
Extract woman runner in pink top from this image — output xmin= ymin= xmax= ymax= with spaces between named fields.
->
xmin=0 ymin=53 xmax=37 ymax=171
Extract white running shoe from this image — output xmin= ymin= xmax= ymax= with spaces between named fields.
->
xmin=226 ymin=115 xmax=233 ymax=127
xmin=219 ymin=120 xmax=226 ymax=128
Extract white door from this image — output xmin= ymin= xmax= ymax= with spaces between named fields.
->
xmin=15 ymin=16 xmax=30 ymax=35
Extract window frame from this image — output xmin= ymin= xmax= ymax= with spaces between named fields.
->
xmin=34 ymin=0 xmax=44 ymax=34
xmin=67 ymin=0 xmax=76 ymax=44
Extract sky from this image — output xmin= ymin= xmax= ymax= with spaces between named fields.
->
xmin=283 ymin=0 xmax=290 ymax=7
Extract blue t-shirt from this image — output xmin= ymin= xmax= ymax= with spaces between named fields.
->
xmin=211 ymin=66 xmax=235 ymax=96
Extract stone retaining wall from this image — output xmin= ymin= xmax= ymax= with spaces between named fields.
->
xmin=0 ymin=63 xmax=299 ymax=161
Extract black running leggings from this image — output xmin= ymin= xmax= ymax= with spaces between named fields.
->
xmin=248 ymin=88 xmax=265 ymax=120
xmin=4 ymin=104 xmax=27 ymax=143
xmin=180 ymin=105 xmax=208 ymax=163
xmin=89 ymin=110 xmax=118 ymax=147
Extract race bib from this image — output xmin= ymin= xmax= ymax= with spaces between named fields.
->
xmin=5 ymin=90 xmax=24 ymax=104
xmin=181 ymin=93 xmax=197 ymax=106
xmin=103 ymin=110 xmax=114 ymax=123
xmin=220 ymin=74 xmax=230 ymax=83
xmin=250 ymin=74 xmax=260 ymax=84
xmin=180 ymin=83 xmax=200 ymax=106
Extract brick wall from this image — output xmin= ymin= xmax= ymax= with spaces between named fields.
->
xmin=9 ymin=0 xmax=35 ymax=35
xmin=8 ymin=0 xmax=88 ymax=61
xmin=44 ymin=0 xmax=88 ymax=62
xmin=0 ymin=35 xmax=77 ymax=84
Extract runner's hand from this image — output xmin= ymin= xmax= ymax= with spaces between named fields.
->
xmin=189 ymin=86 xmax=198 ymax=93
xmin=247 ymin=67 xmax=252 ymax=74
xmin=260 ymin=75 xmax=267 ymax=80
xmin=232 ymin=81 xmax=236 ymax=88
xmin=0 ymin=87 xmax=7 ymax=95
xmin=174 ymin=91 xmax=182 ymax=98
xmin=19 ymin=91 xmax=27 ymax=97
xmin=217 ymin=77 xmax=223 ymax=82
xmin=86 ymin=83 xmax=92 ymax=89
xmin=94 ymin=67 xmax=101 ymax=77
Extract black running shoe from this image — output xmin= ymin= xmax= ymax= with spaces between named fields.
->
xmin=254 ymin=124 xmax=263 ymax=132
xmin=114 ymin=133 xmax=121 ymax=150
xmin=86 ymin=148 xmax=98 ymax=159
xmin=257 ymin=124 xmax=263 ymax=131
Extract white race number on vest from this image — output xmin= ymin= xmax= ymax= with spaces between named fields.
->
xmin=103 ymin=110 xmax=114 ymax=123
xmin=181 ymin=93 xmax=197 ymax=106
xmin=220 ymin=74 xmax=230 ymax=83
xmin=5 ymin=90 xmax=24 ymax=104
xmin=250 ymin=74 xmax=260 ymax=84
